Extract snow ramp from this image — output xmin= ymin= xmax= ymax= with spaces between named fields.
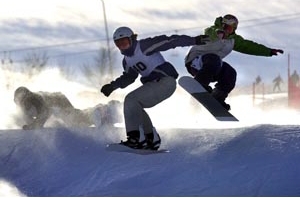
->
xmin=0 ymin=125 xmax=300 ymax=196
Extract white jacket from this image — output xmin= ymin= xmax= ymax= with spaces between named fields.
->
xmin=185 ymin=38 xmax=235 ymax=64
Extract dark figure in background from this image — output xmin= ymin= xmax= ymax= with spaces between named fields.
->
xmin=14 ymin=86 xmax=122 ymax=130
xmin=273 ymin=75 xmax=283 ymax=92
xmin=255 ymin=75 xmax=262 ymax=85
xmin=290 ymin=70 xmax=299 ymax=87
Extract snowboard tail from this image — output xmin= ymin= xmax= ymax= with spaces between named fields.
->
xmin=178 ymin=76 xmax=238 ymax=121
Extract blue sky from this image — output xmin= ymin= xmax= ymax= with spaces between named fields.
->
xmin=0 ymin=0 xmax=299 ymax=85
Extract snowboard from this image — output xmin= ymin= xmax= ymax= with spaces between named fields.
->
xmin=178 ymin=76 xmax=238 ymax=121
xmin=106 ymin=143 xmax=169 ymax=155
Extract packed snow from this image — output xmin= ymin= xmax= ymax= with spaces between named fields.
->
xmin=1 ymin=125 xmax=300 ymax=196
xmin=0 ymin=68 xmax=300 ymax=196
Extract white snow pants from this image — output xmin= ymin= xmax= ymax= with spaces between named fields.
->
xmin=124 ymin=76 xmax=176 ymax=135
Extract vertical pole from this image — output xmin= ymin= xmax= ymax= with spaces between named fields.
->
xmin=101 ymin=0 xmax=113 ymax=77
xmin=252 ymin=82 xmax=255 ymax=107
xmin=288 ymin=53 xmax=290 ymax=107
xmin=262 ymin=82 xmax=265 ymax=109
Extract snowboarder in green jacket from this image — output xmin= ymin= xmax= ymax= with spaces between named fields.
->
xmin=185 ymin=14 xmax=284 ymax=110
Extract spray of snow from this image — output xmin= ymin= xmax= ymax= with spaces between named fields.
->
xmin=0 ymin=180 xmax=25 ymax=197
xmin=0 ymin=66 xmax=298 ymax=130
xmin=1 ymin=67 xmax=300 ymax=197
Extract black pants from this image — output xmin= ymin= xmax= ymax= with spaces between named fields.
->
xmin=194 ymin=54 xmax=237 ymax=93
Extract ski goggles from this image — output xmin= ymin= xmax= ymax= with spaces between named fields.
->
xmin=114 ymin=37 xmax=131 ymax=50
xmin=222 ymin=23 xmax=235 ymax=34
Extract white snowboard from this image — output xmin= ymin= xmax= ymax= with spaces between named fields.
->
xmin=179 ymin=76 xmax=238 ymax=121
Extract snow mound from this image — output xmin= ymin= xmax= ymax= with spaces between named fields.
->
xmin=0 ymin=124 xmax=300 ymax=196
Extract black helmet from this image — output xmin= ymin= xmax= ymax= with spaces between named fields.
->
xmin=14 ymin=86 xmax=30 ymax=104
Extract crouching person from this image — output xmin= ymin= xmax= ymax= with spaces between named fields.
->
xmin=14 ymin=86 xmax=122 ymax=129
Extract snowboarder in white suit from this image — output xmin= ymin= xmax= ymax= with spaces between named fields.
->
xmin=101 ymin=26 xmax=209 ymax=150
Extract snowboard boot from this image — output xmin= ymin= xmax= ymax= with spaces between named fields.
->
xmin=193 ymin=76 xmax=212 ymax=93
xmin=204 ymin=85 xmax=213 ymax=93
xmin=145 ymin=127 xmax=161 ymax=150
xmin=211 ymin=88 xmax=231 ymax=111
xmin=121 ymin=130 xmax=147 ymax=149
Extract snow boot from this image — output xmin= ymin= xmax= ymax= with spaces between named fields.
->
xmin=211 ymin=88 xmax=231 ymax=111
xmin=121 ymin=130 xmax=147 ymax=149
xmin=145 ymin=127 xmax=161 ymax=150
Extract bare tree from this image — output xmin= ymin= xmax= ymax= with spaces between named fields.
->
xmin=94 ymin=47 xmax=113 ymax=76
xmin=55 ymin=56 xmax=74 ymax=79
xmin=81 ymin=47 xmax=116 ymax=87
xmin=23 ymin=51 xmax=49 ymax=76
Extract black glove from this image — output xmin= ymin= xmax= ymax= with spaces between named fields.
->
xmin=101 ymin=84 xmax=115 ymax=97
xmin=214 ymin=16 xmax=223 ymax=26
xmin=270 ymin=49 xmax=284 ymax=56
xmin=195 ymin=35 xmax=210 ymax=45
xmin=23 ymin=125 xmax=31 ymax=130
xmin=23 ymin=123 xmax=41 ymax=130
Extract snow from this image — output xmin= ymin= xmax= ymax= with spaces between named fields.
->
xmin=1 ymin=68 xmax=300 ymax=196
xmin=1 ymin=124 xmax=300 ymax=196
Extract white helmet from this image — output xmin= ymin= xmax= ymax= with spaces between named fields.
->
xmin=222 ymin=14 xmax=238 ymax=30
xmin=113 ymin=26 xmax=134 ymax=41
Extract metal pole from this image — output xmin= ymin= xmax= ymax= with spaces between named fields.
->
xmin=101 ymin=0 xmax=112 ymax=77
xmin=288 ymin=53 xmax=291 ymax=107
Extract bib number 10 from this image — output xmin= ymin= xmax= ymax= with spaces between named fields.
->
xmin=132 ymin=62 xmax=147 ymax=72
